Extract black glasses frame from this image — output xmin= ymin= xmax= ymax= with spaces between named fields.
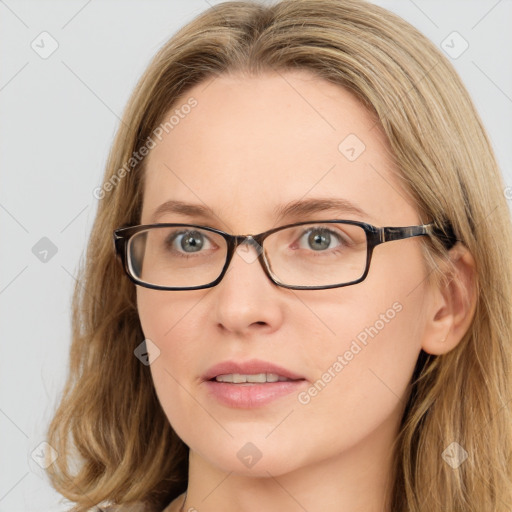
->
xmin=113 ymin=219 xmax=457 ymax=291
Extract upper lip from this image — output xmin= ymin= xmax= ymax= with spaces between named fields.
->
xmin=203 ymin=359 xmax=305 ymax=381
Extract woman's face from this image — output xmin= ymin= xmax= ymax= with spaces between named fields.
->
xmin=137 ymin=70 xmax=432 ymax=477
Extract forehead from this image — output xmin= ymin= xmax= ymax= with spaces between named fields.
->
xmin=141 ymin=70 xmax=417 ymax=230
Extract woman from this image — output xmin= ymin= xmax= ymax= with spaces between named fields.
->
xmin=45 ymin=0 xmax=512 ymax=511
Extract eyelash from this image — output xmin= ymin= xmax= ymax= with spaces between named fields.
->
xmin=165 ymin=231 xmax=216 ymax=257
xmin=165 ymin=226 xmax=351 ymax=258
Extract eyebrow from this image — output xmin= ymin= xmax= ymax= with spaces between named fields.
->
xmin=149 ymin=197 xmax=373 ymax=224
xmin=273 ymin=197 xmax=372 ymax=222
xmin=149 ymin=200 xmax=216 ymax=224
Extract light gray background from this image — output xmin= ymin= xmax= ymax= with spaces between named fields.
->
xmin=1 ymin=1 xmax=511 ymax=510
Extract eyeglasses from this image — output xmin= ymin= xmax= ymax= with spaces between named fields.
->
xmin=113 ymin=220 xmax=457 ymax=291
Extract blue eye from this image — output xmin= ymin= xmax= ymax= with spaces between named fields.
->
xmin=297 ymin=227 xmax=346 ymax=252
xmin=166 ymin=230 xmax=214 ymax=254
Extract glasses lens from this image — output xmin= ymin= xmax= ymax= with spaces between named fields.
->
xmin=127 ymin=226 xmax=227 ymax=288
xmin=264 ymin=222 xmax=368 ymax=287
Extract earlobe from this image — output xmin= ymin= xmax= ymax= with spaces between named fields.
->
xmin=421 ymin=243 xmax=477 ymax=356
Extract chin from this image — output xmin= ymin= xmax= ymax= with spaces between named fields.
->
xmin=188 ymin=432 xmax=313 ymax=478
xmin=208 ymin=449 xmax=303 ymax=478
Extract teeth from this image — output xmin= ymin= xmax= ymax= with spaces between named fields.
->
xmin=215 ymin=373 xmax=292 ymax=383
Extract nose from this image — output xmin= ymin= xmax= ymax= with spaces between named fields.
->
xmin=212 ymin=241 xmax=285 ymax=336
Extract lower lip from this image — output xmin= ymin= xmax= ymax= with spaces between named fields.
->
xmin=204 ymin=380 xmax=307 ymax=408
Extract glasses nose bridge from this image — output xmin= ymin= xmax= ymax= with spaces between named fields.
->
xmin=230 ymin=231 xmax=270 ymax=252
xmin=233 ymin=233 xmax=252 ymax=247
xmin=224 ymin=232 xmax=271 ymax=278
xmin=232 ymin=232 xmax=263 ymax=245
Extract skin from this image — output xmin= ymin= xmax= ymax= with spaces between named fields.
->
xmin=136 ymin=70 xmax=476 ymax=512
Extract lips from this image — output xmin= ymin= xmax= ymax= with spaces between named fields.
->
xmin=203 ymin=359 xmax=305 ymax=382
xmin=203 ymin=359 xmax=308 ymax=408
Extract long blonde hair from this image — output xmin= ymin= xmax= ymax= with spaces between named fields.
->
xmin=46 ymin=1 xmax=512 ymax=510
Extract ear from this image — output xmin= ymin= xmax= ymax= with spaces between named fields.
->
xmin=421 ymin=243 xmax=477 ymax=355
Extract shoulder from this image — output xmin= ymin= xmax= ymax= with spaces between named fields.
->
xmin=87 ymin=503 xmax=158 ymax=512
xmin=161 ymin=492 xmax=186 ymax=512
xmin=85 ymin=495 xmax=185 ymax=512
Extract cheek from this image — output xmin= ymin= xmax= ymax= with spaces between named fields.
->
xmin=293 ymin=245 xmax=429 ymax=417
xmin=280 ymin=284 xmax=427 ymax=471
xmin=136 ymin=288 xmax=211 ymax=434
xmin=136 ymin=288 xmax=207 ymax=381
xmin=294 ymin=289 xmax=423 ymax=409
xmin=137 ymin=287 xmax=207 ymax=343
